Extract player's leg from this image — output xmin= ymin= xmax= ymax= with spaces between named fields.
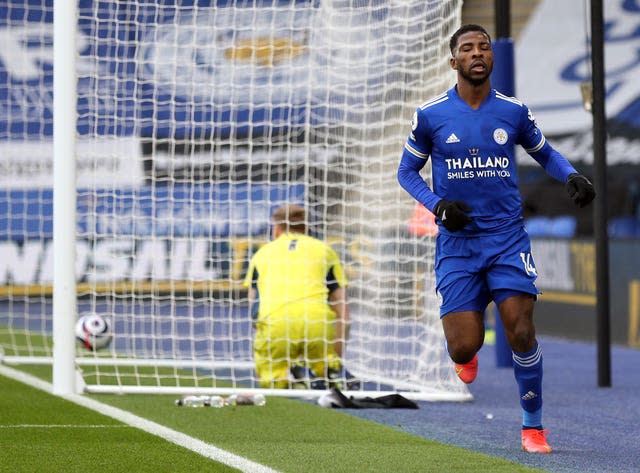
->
xmin=307 ymin=335 xmax=360 ymax=390
xmin=438 ymin=276 xmax=487 ymax=383
xmin=304 ymin=312 xmax=345 ymax=389
xmin=253 ymin=321 xmax=291 ymax=389
xmin=286 ymin=314 xmax=328 ymax=389
xmin=497 ymin=293 xmax=541 ymax=414
xmin=441 ymin=311 xmax=484 ymax=363
xmin=488 ymin=228 xmax=550 ymax=453
xmin=441 ymin=311 xmax=483 ymax=383
xmin=497 ymin=293 xmax=551 ymax=453
xmin=435 ymin=233 xmax=490 ymax=383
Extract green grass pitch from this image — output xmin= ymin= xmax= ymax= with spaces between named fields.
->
xmin=0 ymin=364 xmax=545 ymax=473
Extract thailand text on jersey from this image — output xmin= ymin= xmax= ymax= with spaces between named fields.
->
xmin=399 ymin=87 xmax=576 ymax=236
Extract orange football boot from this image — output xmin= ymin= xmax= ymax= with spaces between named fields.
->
xmin=521 ymin=428 xmax=552 ymax=453
xmin=454 ymin=354 xmax=478 ymax=384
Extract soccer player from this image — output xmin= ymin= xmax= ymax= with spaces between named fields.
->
xmin=397 ymin=24 xmax=595 ymax=453
xmin=243 ymin=204 xmax=357 ymax=390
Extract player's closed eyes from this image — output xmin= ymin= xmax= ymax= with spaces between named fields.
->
xmin=460 ymin=43 xmax=491 ymax=52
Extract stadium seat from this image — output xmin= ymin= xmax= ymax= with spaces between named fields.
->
xmin=524 ymin=217 xmax=552 ymax=237
xmin=549 ymin=215 xmax=577 ymax=238
xmin=608 ymin=216 xmax=640 ymax=238
xmin=524 ymin=216 xmax=576 ymax=238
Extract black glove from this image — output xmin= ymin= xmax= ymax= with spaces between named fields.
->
xmin=566 ymin=173 xmax=596 ymax=208
xmin=434 ymin=199 xmax=472 ymax=232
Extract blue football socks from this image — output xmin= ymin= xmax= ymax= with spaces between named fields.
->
xmin=512 ymin=341 xmax=544 ymax=429
xmin=522 ymin=408 xmax=543 ymax=429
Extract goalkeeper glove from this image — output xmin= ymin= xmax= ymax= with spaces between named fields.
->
xmin=566 ymin=173 xmax=596 ymax=208
xmin=434 ymin=199 xmax=472 ymax=232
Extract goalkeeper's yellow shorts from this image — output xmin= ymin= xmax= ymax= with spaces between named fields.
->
xmin=253 ymin=308 xmax=341 ymax=389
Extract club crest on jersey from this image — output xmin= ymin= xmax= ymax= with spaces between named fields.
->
xmin=493 ymin=128 xmax=508 ymax=145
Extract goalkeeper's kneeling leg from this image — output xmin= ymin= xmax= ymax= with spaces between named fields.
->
xmin=328 ymin=366 xmax=361 ymax=391
xmin=290 ymin=364 xmax=327 ymax=390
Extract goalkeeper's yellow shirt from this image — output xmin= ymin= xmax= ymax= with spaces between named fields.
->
xmin=243 ymin=232 xmax=347 ymax=321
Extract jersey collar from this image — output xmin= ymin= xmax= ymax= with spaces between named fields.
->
xmin=449 ymin=86 xmax=495 ymax=112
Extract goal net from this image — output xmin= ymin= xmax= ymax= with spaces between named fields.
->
xmin=0 ymin=0 xmax=470 ymax=401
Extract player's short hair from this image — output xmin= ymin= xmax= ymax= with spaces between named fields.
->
xmin=449 ymin=24 xmax=491 ymax=56
xmin=272 ymin=204 xmax=307 ymax=234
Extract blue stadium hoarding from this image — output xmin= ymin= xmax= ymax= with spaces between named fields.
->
xmin=0 ymin=183 xmax=305 ymax=286
xmin=1 ymin=1 xmax=347 ymax=287
xmin=0 ymin=0 xmax=394 ymax=142
xmin=2 ymin=0 xmax=307 ymax=140
xmin=0 ymin=0 xmax=396 ymax=188
xmin=137 ymin=0 xmax=315 ymax=140
xmin=0 ymin=183 xmax=305 ymax=241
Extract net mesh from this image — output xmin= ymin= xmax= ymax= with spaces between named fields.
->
xmin=0 ymin=0 xmax=469 ymax=400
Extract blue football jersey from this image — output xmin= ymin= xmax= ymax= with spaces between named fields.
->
xmin=398 ymin=86 xmax=577 ymax=235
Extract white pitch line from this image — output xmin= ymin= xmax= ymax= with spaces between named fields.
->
xmin=0 ymin=364 xmax=281 ymax=473
xmin=0 ymin=424 xmax=131 ymax=428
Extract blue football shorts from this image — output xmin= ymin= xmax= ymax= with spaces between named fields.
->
xmin=434 ymin=226 xmax=540 ymax=317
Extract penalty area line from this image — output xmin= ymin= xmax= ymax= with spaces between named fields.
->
xmin=0 ymin=364 xmax=281 ymax=473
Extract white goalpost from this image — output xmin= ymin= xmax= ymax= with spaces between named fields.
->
xmin=0 ymin=0 xmax=471 ymax=401
xmin=52 ymin=0 xmax=78 ymax=395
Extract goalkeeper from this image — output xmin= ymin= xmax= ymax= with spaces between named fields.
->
xmin=397 ymin=24 xmax=595 ymax=453
xmin=243 ymin=204 xmax=357 ymax=390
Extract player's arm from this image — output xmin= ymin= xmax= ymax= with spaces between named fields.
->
xmin=527 ymin=141 xmax=596 ymax=207
xmin=243 ymin=261 xmax=260 ymax=325
xmin=397 ymin=109 xmax=441 ymax=212
xmin=519 ymin=106 xmax=595 ymax=207
xmin=397 ymin=109 xmax=472 ymax=231
xmin=397 ymin=150 xmax=441 ymax=212
xmin=398 ymin=145 xmax=473 ymax=231
xmin=326 ymin=257 xmax=349 ymax=358
xmin=525 ymin=137 xmax=576 ymax=182
xmin=247 ymin=287 xmax=259 ymax=325
xmin=328 ymin=286 xmax=349 ymax=358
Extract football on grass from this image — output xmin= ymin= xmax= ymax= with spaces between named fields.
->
xmin=75 ymin=314 xmax=112 ymax=350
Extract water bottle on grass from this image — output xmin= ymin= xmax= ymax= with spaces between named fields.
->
xmin=175 ymin=395 xmax=225 ymax=408
xmin=206 ymin=395 xmax=225 ymax=408
xmin=226 ymin=393 xmax=266 ymax=406
xmin=175 ymin=395 xmax=206 ymax=407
